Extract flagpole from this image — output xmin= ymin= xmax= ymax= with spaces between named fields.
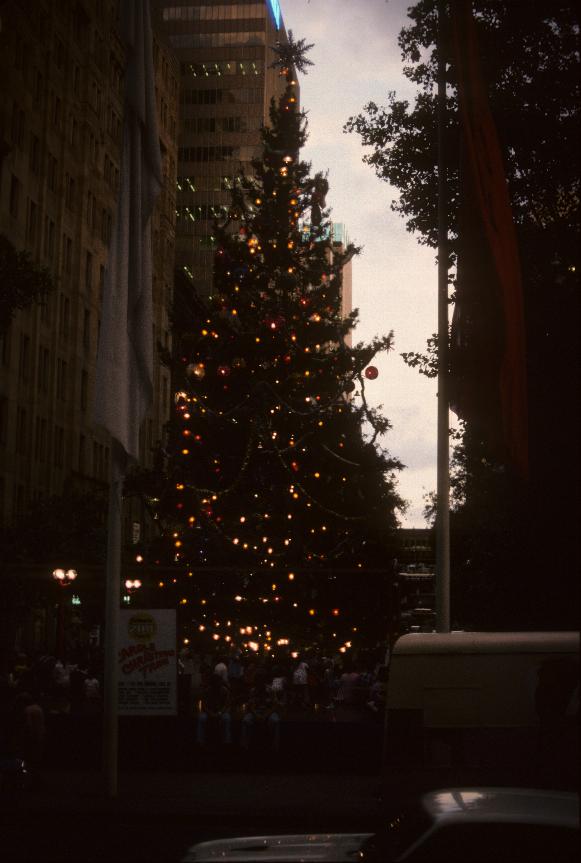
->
xmin=103 ymin=450 xmax=124 ymax=797
xmin=436 ymin=0 xmax=451 ymax=633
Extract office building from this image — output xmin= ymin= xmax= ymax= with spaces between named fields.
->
xmin=0 ymin=0 xmax=178 ymax=526
xmin=152 ymin=0 xmax=294 ymax=294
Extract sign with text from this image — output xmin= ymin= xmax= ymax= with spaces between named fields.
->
xmin=118 ymin=609 xmax=177 ymax=715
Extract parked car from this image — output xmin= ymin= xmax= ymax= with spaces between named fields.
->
xmin=181 ymin=787 xmax=579 ymax=862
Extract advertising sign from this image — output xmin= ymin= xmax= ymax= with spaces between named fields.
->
xmin=118 ymin=609 xmax=177 ymax=715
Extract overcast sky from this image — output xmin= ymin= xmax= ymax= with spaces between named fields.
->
xmin=281 ymin=0 xmax=438 ymax=527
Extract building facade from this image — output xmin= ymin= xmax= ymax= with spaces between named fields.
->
xmin=0 ymin=0 xmax=178 ymax=528
xmin=152 ymin=0 xmax=293 ymax=295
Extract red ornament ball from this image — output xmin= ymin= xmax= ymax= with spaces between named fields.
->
xmin=364 ymin=365 xmax=379 ymax=380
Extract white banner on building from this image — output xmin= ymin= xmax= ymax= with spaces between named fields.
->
xmin=118 ymin=609 xmax=177 ymax=715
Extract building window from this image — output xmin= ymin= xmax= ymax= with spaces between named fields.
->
xmin=37 ymin=346 xmax=50 ymax=392
xmin=18 ymin=334 xmax=30 ymax=382
xmin=62 ymin=235 xmax=73 ymax=275
xmin=47 ymin=153 xmax=58 ymax=192
xmin=14 ymin=484 xmax=27 ymax=519
xmin=9 ymin=174 xmax=21 ymax=218
xmin=80 ymin=369 xmax=88 ymax=411
xmin=99 ymin=265 xmax=105 ymax=303
xmin=54 ymin=37 xmax=65 ymax=70
xmin=54 ymin=426 xmax=64 ymax=468
xmin=56 ymin=357 xmax=67 ymax=401
xmin=26 ymin=199 xmax=38 ymax=244
xmin=65 ymin=174 xmax=76 ymax=209
xmin=40 ymin=295 xmax=50 ymax=325
xmin=59 ymin=294 xmax=70 ymax=339
xmin=86 ymin=190 xmax=97 ymax=228
xmin=15 ymin=407 xmax=27 ymax=454
xmin=92 ymin=441 xmax=108 ymax=480
xmin=33 ymin=69 xmax=43 ymax=105
xmin=29 ymin=134 xmax=40 ymax=173
xmin=34 ymin=416 xmax=47 ymax=462
xmin=73 ymin=65 xmax=81 ymax=96
xmin=0 ymin=397 xmax=7 ymax=446
xmin=69 ymin=115 xmax=79 ymax=149
xmin=78 ymin=433 xmax=86 ymax=474
xmin=85 ymin=251 xmax=93 ymax=291
xmin=52 ymin=94 xmax=62 ymax=129
xmin=44 ymin=217 xmax=56 ymax=261
xmin=100 ymin=209 xmax=112 ymax=244
xmin=0 ymin=328 xmax=11 ymax=368
xmin=83 ymin=309 xmax=91 ymax=351
xmin=11 ymin=101 xmax=25 ymax=148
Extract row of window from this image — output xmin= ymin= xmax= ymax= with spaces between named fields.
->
xmin=181 ymin=86 xmax=264 ymax=105
xmin=2 ymin=296 xmax=96 ymax=380
xmin=8 ymin=181 xmax=112 ymax=274
xmin=176 ymin=174 xmax=249 ymax=194
xmin=169 ymin=32 xmax=265 ymax=49
xmin=163 ymin=4 xmax=265 ymax=22
xmin=86 ymin=190 xmax=114 ymax=245
xmin=179 ymin=145 xmax=239 ymax=163
xmin=176 ymin=204 xmax=230 ymax=223
xmin=181 ymin=60 xmax=263 ymax=77
xmin=183 ymin=115 xmax=249 ymax=134
xmin=0 ymin=403 xmax=105 ymax=475
xmin=9 ymin=69 xmax=121 ymax=171
xmin=5 ymin=336 xmax=89 ymax=407
xmin=154 ymin=40 xmax=179 ymax=98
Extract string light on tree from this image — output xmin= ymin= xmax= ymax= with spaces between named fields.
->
xmin=133 ymin=28 xmax=403 ymax=659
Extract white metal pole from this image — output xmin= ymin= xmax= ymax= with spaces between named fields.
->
xmin=103 ymin=450 xmax=124 ymax=797
xmin=436 ymin=0 xmax=451 ymax=633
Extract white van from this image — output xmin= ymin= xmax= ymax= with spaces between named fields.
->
xmin=383 ymin=631 xmax=579 ymax=781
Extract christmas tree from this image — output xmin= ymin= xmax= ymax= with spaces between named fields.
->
xmin=141 ymin=37 xmax=403 ymax=657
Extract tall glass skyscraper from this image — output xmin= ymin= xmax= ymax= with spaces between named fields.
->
xmin=152 ymin=1 xmax=294 ymax=295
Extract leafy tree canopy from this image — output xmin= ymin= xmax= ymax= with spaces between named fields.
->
xmin=345 ymin=1 xmax=580 ymax=629
xmin=0 ymin=234 xmax=54 ymax=333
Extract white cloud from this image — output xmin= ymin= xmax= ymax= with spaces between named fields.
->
xmin=284 ymin=0 xmax=436 ymax=527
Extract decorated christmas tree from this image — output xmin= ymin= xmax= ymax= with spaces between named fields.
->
xmin=140 ymin=36 xmax=403 ymax=656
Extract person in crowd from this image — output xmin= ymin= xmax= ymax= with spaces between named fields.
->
xmin=292 ymin=660 xmax=309 ymax=709
xmin=334 ymin=661 xmax=366 ymax=715
xmin=12 ymin=654 xmax=30 ymax=686
xmin=214 ymin=657 xmax=229 ymax=685
xmin=367 ymin=665 xmax=388 ymax=718
xmin=320 ymin=658 xmax=336 ymax=710
xmin=268 ymin=666 xmax=288 ymax=714
xmin=241 ymin=671 xmax=281 ymax=752
xmin=227 ymin=650 xmax=245 ymax=709
xmin=83 ymin=669 xmax=101 ymax=713
xmin=307 ymin=656 xmax=325 ymax=710
xmin=196 ymin=673 xmax=232 ymax=747
xmin=69 ymin=663 xmax=87 ymax=715
xmin=6 ymin=681 xmax=45 ymax=790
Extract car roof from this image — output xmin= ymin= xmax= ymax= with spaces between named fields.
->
xmin=421 ymin=788 xmax=580 ymax=829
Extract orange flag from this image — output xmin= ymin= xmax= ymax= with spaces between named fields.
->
xmin=450 ymin=0 xmax=528 ymax=477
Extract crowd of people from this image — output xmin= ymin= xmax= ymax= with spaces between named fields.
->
xmin=0 ymin=646 xmax=388 ymax=776
xmin=0 ymin=650 xmax=103 ymax=790
xmin=184 ymin=649 xmax=389 ymax=753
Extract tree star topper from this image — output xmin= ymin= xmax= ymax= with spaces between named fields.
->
xmin=271 ymin=30 xmax=315 ymax=76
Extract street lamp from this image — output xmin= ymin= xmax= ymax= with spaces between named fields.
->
xmin=123 ymin=579 xmax=142 ymax=604
xmin=52 ymin=568 xmax=78 ymax=585
xmin=52 ymin=568 xmax=78 ymax=656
